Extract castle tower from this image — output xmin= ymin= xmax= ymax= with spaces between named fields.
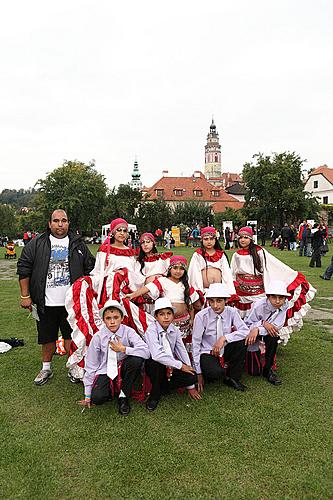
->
xmin=204 ymin=118 xmax=221 ymax=179
xmin=130 ymin=159 xmax=143 ymax=190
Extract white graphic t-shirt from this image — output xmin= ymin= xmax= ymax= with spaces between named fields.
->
xmin=45 ymin=235 xmax=70 ymax=306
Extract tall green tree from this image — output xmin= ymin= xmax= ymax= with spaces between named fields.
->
xmin=101 ymin=184 xmax=142 ymax=224
xmin=242 ymin=152 xmax=320 ymax=226
xmin=0 ymin=204 xmax=17 ymax=237
xmin=37 ymin=160 xmax=107 ymax=233
xmin=173 ymin=201 xmax=213 ymax=227
xmin=135 ymin=199 xmax=173 ymax=232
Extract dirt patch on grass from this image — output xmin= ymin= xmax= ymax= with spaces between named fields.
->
xmin=0 ymin=259 xmax=17 ymax=280
xmin=307 ymin=301 xmax=333 ymax=334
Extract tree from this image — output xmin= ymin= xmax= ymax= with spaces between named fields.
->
xmin=0 ymin=188 xmax=38 ymax=208
xmin=0 ymin=204 xmax=17 ymax=237
xmin=37 ymin=160 xmax=108 ymax=233
xmin=135 ymin=199 xmax=173 ymax=232
xmin=242 ymin=152 xmax=320 ymax=227
xmin=101 ymin=184 xmax=142 ymax=224
xmin=173 ymin=201 xmax=213 ymax=227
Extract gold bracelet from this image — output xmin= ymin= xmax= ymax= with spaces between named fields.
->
xmin=20 ymin=295 xmax=31 ymax=299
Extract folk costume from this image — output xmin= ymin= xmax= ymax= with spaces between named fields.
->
xmin=65 ymin=219 xmax=154 ymax=380
xmin=230 ymin=227 xmax=316 ymax=344
xmin=143 ymin=256 xmax=201 ymax=350
xmin=188 ymin=226 xmax=236 ymax=299
xmin=134 ymin=233 xmax=172 ymax=313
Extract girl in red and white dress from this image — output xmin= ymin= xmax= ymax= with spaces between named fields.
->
xmin=134 ymin=232 xmax=172 ymax=313
xmin=230 ymin=226 xmax=316 ymax=345
xmin=126 ymin=255 xmax=202 ymax=351
xmin=188 ymin=226 xmax=236 ymax=299
xmin=65 ymin=218 xmax=154 ymax=380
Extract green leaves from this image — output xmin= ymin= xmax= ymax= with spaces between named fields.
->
xmin=242 ymin=152 xmax=320 ymax=225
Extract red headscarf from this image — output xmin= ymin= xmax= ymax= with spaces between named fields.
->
xmin=169 ymin=255 xmax=187 ymax=268
xmin=110 ymin=218 xmax=128 ymax=233
xmin=139 ymin=232 xmax=156 ymax=244
xmin=238 ymin=226 xmax=254 ymax=239
xmin=201 ymin=226 xmax=216 ymax=237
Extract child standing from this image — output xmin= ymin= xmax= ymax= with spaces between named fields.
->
xmin=245 ymin=281 xmax=291 ymax=385
xmin=144 ymin=298 xmax=201 ymax=412
xmin=79 ymin=299 xmax=150 ymax=415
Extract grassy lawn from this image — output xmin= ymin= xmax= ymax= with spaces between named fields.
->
xmin=0 ymin=245 xmax=332 ymax=499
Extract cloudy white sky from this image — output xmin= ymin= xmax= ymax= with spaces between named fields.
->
xmin=1 ymin=0 xmax=332 ymax=190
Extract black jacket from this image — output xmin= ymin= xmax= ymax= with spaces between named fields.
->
xmin=17 ymin=230 xmax=95 ymax=311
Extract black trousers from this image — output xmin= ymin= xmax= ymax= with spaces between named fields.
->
xmin=262 ymin=335 xmax=278 ymax=374
xmin=91 ymin=356 xmax=144 ymax=405
xmin=310 ymin=247 xmax=321 ymax=268
xmin=201 ymin=340 xmax=246 ymax=381
xmin=145 ymin=358 xmax=197 ymax=401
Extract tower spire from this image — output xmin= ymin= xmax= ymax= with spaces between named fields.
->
xmin=204 ymin=118 xmax=221 ymax=179
xmin=129 ymin=158 xmax=143 ymax=190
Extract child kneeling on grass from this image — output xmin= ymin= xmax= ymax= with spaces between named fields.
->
xmin=144 ymin=297 xmax=201 ymax=412
xmin=244 ymin=280 xmax=291 ymax=385
xmin=192 ymin=283 xmax=249 ymax=393
xmin=79 ymin=299 xmax=150 ymax=416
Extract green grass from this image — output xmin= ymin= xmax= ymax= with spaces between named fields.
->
xmin=0 ymin=245 xmax=332 ymax=499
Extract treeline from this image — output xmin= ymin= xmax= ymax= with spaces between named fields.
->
xmin=0 ymin=153 xmax=323 ymax=238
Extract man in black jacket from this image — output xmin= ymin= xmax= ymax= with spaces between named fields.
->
xmin=17 ymin=209 xmax=95 ymax=385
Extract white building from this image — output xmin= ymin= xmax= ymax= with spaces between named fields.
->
xmin=304 ymin=165 xmax=333 ymax=204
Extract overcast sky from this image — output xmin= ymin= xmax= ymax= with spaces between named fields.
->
xmin=1 ymin=0 xmax=332 ymax=191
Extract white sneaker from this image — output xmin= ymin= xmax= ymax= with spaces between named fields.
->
xmin=34 ymin=369 xmax=53 ymax=386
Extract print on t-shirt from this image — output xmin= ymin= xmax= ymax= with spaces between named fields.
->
xmin=45 ymin=235 xmax=70 ymax=306
xmin=47 ymin=244 xmax=70 ymax=287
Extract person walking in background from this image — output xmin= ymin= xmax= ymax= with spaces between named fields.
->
xmin=224 ymin=226 xmax=231 ymax=250
xmin=258 ymin=226 xmax=266 ymax=247
xmin=309 ymin=224 xmax=324 ymax=268
xmin=320 ymin=253 xmax=333 ymax=280
xmin=280 ymin=223 xmax=291 ymax=251
xmin=298 ymin=220 xmax=307 ymax=256
xmin=289 ymin=225 xmax=297 ymax=251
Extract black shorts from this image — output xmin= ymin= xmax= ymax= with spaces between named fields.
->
xmin=36 ymin=306 xmax=72 ymax=344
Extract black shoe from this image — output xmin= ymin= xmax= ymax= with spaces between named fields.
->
xmin=223 ymin=377 xmax=247 ymax=392
xmin=146 ymin=398 xmax=159 ymax=412
xmin=264 ymin=370 xmax=282 ymax=385
xmin=320 ymin=275 xmax=330 ymax=280
xmin=118 ymin=397 xmax=130 ymax=416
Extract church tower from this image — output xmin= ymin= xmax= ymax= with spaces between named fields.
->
xmin=130 ymin=159 xmax=143 ymax=190
xmin=204 ymin=118 xmax=221 ymax=179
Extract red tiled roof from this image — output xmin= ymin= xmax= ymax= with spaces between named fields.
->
xmin=144 ymin=172 xmax=243 ymax=209
xmin=212 ymin=200 xmax=244 ymax=213
xmin=309 ymin=165 xmax=333 ymax=185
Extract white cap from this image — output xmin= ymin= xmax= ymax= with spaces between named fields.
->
xmin=265 ymin=280 xmax=291 ymax=297
xmin=154 ymin=297 xmax=177 ymax=314
xmin=99 ymin=299 xmax=126 ymax=319
xmin=205 ymin=283 xmax=231 ymax=299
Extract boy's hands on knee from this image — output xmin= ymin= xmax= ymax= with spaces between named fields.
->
xmin=181 ymin=363 xmax=195 ymax=374
xmin=263 ymin=321 xmax=279 ymax=336
xmin=212 ymin=336 xmax=226 ymax=356
xmin=245 ymin=327 xmax=259 ymax=345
